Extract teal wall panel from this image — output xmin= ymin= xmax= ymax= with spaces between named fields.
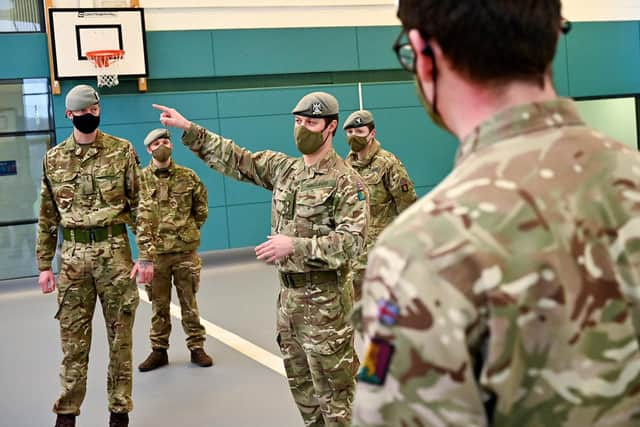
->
xmin=53 ymin=88 xmax=219 ymax=127
xmin=227 ymin=202 xmax=271 ymax=248
xmin=357 ymin=26 xmax=402 ymax=71
xmin=217 ymin=84 xmax=359 ymax=118
xmin=566 ymin=22 xmax=640 ymax=97
xmin=213 ymin=28 xmax=359 ymax=76
xmin=362 ymin=82 xmax=458 ymax=187
xmin=552 ymin=37 xmax=570 ymax=96
xmin=199 ymin=207 xmax=230 ymax=251
xmin=361 ymin=81 xmax=420 ymax=108
xmin=146 ymin=31 xmax=215 ymax=79
xmin=0 ymin=34 xmax=49 ymax=79
xmin=219 ymin=115 xmax=291 ymax=205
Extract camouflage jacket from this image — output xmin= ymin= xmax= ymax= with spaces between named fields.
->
xmin=182 ymin=123 xmax=369 ymax=274
xmin=37 ymin=130 xmax=156 ymax=270
xmin=353 ymin=98 xmax=640 ymax=427
xmin=142 ymin=160 xmax=208 ymax=255
xmin=347 ymin=139 xmax=416 ymax=269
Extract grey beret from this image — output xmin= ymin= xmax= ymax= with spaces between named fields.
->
xmin=343 ymin=110 xmax=375 ymax=129
xmin=291 ymin=92 xmax=339 ymax=117
xmin=65 ymin=84 xmax=100 ymax=111
xmin=144 ymin=128 xmax=171 ymax=147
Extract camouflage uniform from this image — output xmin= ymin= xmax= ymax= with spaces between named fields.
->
xmin=181 ymin=121 xmax=369 ymax=426
xmin=141 ymin=160 xmax=208 ymax=351
xmin=353 ymin=99 xmax=640 ymax=426
xmin=37 ymin=130 xmax=155 ymax=416
xmin=346 ymin=139 xmax=416 ymax=300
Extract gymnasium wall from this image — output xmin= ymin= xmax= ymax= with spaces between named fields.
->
xmin=0 ymin=21 xmax=639 ymax=252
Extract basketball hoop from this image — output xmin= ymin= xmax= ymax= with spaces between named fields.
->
xmin=86 ymin=49 xmax=125 ymax=87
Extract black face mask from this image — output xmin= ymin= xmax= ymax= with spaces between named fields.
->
xmin=72 ymin=113 xmax=100 ymax=134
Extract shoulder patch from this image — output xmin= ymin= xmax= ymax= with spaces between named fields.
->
xmin=357 ymin=180 xmax=366 ymax=201
xmin=357 ymin=338 xmax=395 ymax=386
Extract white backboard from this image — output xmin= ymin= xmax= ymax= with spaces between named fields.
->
xmin=49 ymin=8 xmax=148 ymax=79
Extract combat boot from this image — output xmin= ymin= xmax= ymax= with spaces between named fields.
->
xmin=54 ymin=414 xmax=75 ymax=427
xmin=190 ymin=348 xmax=213 ymax=367
xmin=109 ymin=412 xmax=128 ymax=427
xmin=138 ymin=348 xmax=168 ymax=372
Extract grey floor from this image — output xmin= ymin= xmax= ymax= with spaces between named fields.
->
xmin=0 ymin=249 xmax=306 ymax=427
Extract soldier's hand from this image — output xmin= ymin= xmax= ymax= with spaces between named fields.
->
xmin=38 ymin=270 xmax=56 ymax=294
xmin=255 ymin=235 xmax=294 ymax=264
xmin=131 ymin=260 xmax=154 ymax=284
xmin=152 ymin=104 xmax=192 ymax=130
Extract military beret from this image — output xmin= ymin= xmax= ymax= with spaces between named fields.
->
xmin=343 ymin=110 xmax=375 ymax=129
xmin=144 ymin=128 xmax=171 ymax=147
xmin=65 ymin=84 xmax=100 ymax=111
xmin=291 ymin=92 xmax=339 ymax=117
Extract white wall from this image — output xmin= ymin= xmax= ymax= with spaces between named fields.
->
xmin=53 ymin=0 xmax=640 ymax=30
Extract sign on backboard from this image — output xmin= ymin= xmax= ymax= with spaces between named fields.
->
xmin=49 ymin=8 xmax=148 ymax=80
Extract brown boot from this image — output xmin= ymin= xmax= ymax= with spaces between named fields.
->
xmin=190 ymin=348 xmax=213 ymax=367
xmin=138 ymin=349 xmax=168 ymax=372
xmin=54 ymin=414 xmax=75 ymax=427
xmin=109 ymin=412 xmax=129 ymax=427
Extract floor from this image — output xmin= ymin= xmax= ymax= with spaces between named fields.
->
xmin=0 ymin=249 xmax=320 ymax=427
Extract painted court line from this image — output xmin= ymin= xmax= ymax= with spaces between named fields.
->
xmin=138 ymin=288 xmax=285 ymax=377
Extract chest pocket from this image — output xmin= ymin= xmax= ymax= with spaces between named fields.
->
xmin=362 ymin=170 xmax=389 ymax=208
xmin=171 ymin=182 xmax=193 ymax=213
xmin=95 ymin=163 xmax=124 ymax=204
xmin=49 ymin=170 xmax=78 ymax=211
xmin=296 ymin=187 xmax=334 ymax=221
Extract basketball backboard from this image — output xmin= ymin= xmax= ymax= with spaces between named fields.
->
xmin=49 ymin=8 xmax=148 ymax=80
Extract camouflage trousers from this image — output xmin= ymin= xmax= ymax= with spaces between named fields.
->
xmin=53 ymin=234 xmax=139 ymax=415
xmin=144 ymin=251 xmax=205 ymax=350
xmin=276 ymin=277 xmax=359 ymax=426
xmin=351 ymin=268 xmax=365 ymax=302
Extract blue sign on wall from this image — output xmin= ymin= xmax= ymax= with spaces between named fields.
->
xmin=0 ymin=160 xmax=17 ymax=176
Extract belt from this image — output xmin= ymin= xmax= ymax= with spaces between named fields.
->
xmin=280 ymin=271 xmax=338 ymax=288
xmin=62 ymin=223 xmax=126 ymax=244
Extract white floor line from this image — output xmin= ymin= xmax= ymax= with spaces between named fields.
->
xmin=138 ymin=288 xmax=286 ymax=377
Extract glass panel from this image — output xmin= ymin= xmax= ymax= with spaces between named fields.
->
xmin=0 ymin=79 xmax=51 ymax=133
xmin=0 ymin=133 xmax=51 ymax=223
xmin=575 ymin=97 xmax=638 ymax=150
xmin=0 ymin=223 xmax=40 ymax=279
xmin=0 ymin=0 xmax=42 ymax=32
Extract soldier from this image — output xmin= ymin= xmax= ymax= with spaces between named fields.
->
xmin=343 ymin=110 xmax=416 ymax=301
xmin=37 ymin=85 xmax=155 ymax=427
xmin=137 ymin=128 xmax=213 ymax=371
xmin=152 ymin=91 xmax=368 ymax=426
xmin=353 ymin=1 xmax=640 ymax=426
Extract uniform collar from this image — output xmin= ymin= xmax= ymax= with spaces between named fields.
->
xmin=456 ymin=98 xmax=585 ymax=165
xmin=348 ymin=139 xmax=380 ymax=167
xmin=64 ymin=130 xmax=105 ymax=155
xmin=149 ymin=159 xmax=175 ymax=175
xmin=306 ymin=148 xmax=340 ymax=175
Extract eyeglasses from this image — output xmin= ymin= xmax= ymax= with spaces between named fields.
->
xmin=392 ymin=29 xmax=418 ymax=73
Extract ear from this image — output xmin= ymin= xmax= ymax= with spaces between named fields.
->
xmin=66 ymin=110 xmax=73 ymax=120
xmin=146 ymin=146 xmax=152 ymax=154
xmin=409 ymin=29 xmax=434 ymax=84
xmin=369 ymin=128 xmax=377 ymax=139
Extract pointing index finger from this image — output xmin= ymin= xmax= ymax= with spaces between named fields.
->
xmin=152 ymin=103 xmax=170 ymax=112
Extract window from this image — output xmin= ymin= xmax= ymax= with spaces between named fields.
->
xmin=0 ymin=78 xmax=54 ymax=279
xmin=0 ymin=0 xmax=43 ymax=33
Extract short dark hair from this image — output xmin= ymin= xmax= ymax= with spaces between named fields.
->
xmin=323 ymin=115 xmax=339 ymax=136
xmin=397 ymin=0 xmax=562 ymax=86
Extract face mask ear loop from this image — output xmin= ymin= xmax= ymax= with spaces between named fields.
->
xmin=422 ymin=44 xmax=440 ymax=118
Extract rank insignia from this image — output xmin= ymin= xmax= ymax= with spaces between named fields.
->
xmin=400 ymin=178 xmax=409 ymax=192
xmin=377 ymin=299 xmax=400 ymax=326
xmin=356 ymin=338 xmax=395 ymax=386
